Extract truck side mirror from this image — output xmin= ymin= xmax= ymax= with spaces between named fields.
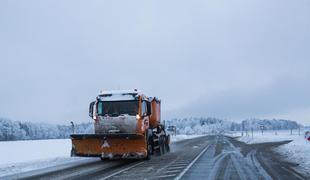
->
xmin=146 ymin=102 xmax=152 ymax=116
xmin=89 ymin=101 xmax=95 ymax=117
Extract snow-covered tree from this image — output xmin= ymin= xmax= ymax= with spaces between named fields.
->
xmin=0 ymin=117 xmax=93 ymax=141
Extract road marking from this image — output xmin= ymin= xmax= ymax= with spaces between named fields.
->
xmin=165 ymin=170 xmax=181 ymax=173
xmin=155 ymin=174 xmax=177 ymax=178
xmin=101 ymin=161 xmax=144 ymax=180
xmin=168 ymin=166 xmax=185 ymax=170
xmin=175 ymin=144 xmax=211 ymax=180
xmin=173 ymin=163 xmax=188 ymax=165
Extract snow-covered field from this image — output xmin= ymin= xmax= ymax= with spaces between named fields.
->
xmin=237 ymin=129 xmax=310 ymax=175
xmin=0 ymin=139 xmax=72 ymax=165
xmin=0 ymin=135 xmax=202 ymax=177
xmin=0 ymin=139 xmax=87 ymax=177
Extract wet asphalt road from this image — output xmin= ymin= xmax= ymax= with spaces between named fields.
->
xmin=4 ymin=135 xmax=308 ymax=180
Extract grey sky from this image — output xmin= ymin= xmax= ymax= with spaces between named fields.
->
xmin=0 ymin=0 xmax=309 ymax=125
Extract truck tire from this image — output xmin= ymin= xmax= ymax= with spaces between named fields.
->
xmin=159 ymin=136 xmax=165 ymax=155
xmin=165 ymin=143 xmax=170 ymax=153
xmin=165 ymin=135 xmax=170 ymax=152
xmin=146 ymin=136 xmax=153 ymax=160
xmin=145 ymin=129 xmax=153 ymax=160
xmin=146 ymin=142 xmax=152 ymax=160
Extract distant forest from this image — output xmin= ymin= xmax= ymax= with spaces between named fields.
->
xmin=166 ymin=117 xmax=301 ymax=135
xmin=0 ymin=117 xmax=302 ymax=141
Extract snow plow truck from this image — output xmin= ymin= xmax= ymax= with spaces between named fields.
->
xmin=70 ymin=89 xmax=170 ymax=160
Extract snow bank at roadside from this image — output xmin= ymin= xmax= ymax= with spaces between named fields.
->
xmin=170 ymin=134 xmax=204 ymax=142
xmin=0 ymin=157 xmax=91 ymax=178
xmin=237 ymin=130 xmax=310 ymax=176
xmin=0 ymin=135 xmax=203 ymax=177
xmin=0 ymin=139 xmax=72 ymax=165
xmin=0 ymin=139 xmax=89 ymax=177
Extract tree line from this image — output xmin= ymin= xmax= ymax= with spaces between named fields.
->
xmin=0 ymin=118 xmax=93 ymax=141
xmin=0 ymin=117 xmax=303 ymax=140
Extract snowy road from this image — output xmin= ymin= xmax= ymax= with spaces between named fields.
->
xmin=179 ymin=136 xmax=305 ymax=180
xmin=3 ymin=135 xmax=308 ymax=180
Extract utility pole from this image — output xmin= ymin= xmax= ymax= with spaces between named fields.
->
xmin=70 ymin=121 xmax=75 ymax=134
xmin=260 ymin=125 xmax=264 ymax=135
xmin=242 ymin=121 xmax=244 ymax=136
xmin=290 ymin=128 xmax=293 ymax=135
xmin=174 ymin=126 xmax=177 ymax=136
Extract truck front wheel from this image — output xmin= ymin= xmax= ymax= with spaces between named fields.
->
xmin=145 ymin=130 xmax=153 ymax=160
xmin=146 ymin=142 xmax=152 ymax=160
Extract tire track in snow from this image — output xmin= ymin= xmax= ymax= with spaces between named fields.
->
xmin=230 ymin=154 xmax=248 ymax=180
xmin=256 ymin=151 xmax=305 ymax=180
xmin=211 ymin=154 xmax=231 ymax=180
xmin=247 ymin=150 xmax=272 ymax=180
xmin=207 ymin=153 xmax=229 ymax=180
xmin=225 ymin=137 xmax=263 ymax=180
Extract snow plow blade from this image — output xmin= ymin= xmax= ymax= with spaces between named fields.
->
xmin=70 ymin=134 xmax=147 ymax=159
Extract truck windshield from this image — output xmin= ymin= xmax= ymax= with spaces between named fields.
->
xmin=97 ymin=101 xmax=139 ymax=116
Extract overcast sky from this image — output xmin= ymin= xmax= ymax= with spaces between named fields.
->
xmin=0 ymin=0 xmax=309 ymax=125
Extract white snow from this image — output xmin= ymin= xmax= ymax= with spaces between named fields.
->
xmin=98 ymin=94 xmax=137 ymax=101
xmin=0 ymin=139 xmax=71 ymax=165
xmin=237 ymin=130 xmax=310 ymax=176
xmin=99 ymin=89 xmax=139 ymax=95
xmin=0 ymin=139 xmax=91 ymax=177
xmin=170 ymin=134 xmax=204 ymax=142
xmin=0 ymin=135 xmax=202 ymax=177
xmin=98 ymin=89 xmax=140 ymax=101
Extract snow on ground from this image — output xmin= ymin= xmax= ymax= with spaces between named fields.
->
xmin=237 ymin=129 xmax=310 ymax=176
xmin=0 ymin=139 xmax=72 ymax=165
xmin=0 ymin=139 xmax=91 ymax=177
xmin=170 ymin=134 xmax=204 ymax=142
xmin=0 ymin=135 xmax=201 ymax=177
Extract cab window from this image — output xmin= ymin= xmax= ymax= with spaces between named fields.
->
xmin=142 ymin=101 xmax=147 ymax=116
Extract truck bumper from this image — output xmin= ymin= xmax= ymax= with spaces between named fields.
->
xmin=70 ymin=134 xmax=147 ymax=159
